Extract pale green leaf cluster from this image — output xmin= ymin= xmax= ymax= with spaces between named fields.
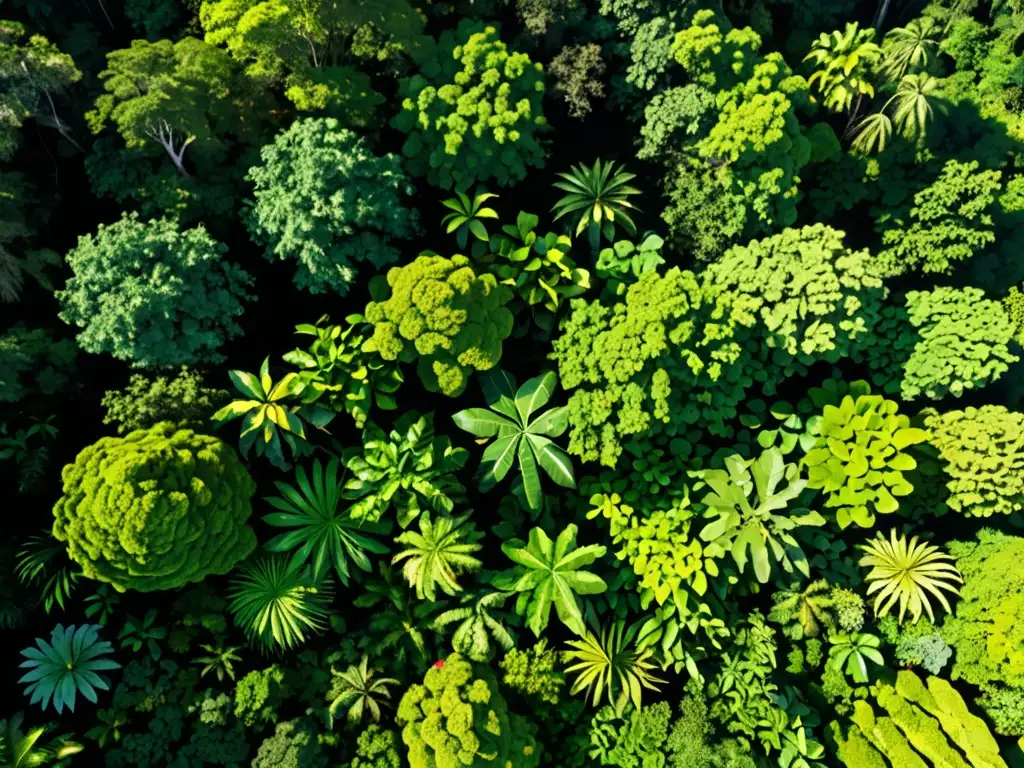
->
xmin=52 ymin=423 xmax=257 ymax=593
xmin=704 ymin=224 xmax=884 ymax=363
xmin=394 ymin=22 xmax=547 ymax=190
xmin=802 ymin=386 xmax=928 ymax=528
xmin=499 ymin=640 xmax=564 ymax=705
xmin=56 ymin=214 xmax=252 ymax=368
xmin=925 ymin=406 xmax=1024 ymax=518
xmin=363 ymin=253 xmax=515 ymax=397
xmin=246 ymin=118 xmax=418 ymax=297
xmin=901 ymin=286 xmax=1019 ymax=401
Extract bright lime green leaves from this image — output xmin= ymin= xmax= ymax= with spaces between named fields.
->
xmin=394 ymin=22 xmax=547 ymax=190
xmin=858 ymin=530 xmax=962 ymax=625
xmin=453 ymin=369 xmax=575 ymax=510
xmin=362 ymin=253 xmax=515 ymax=397
xmin=802 ymin=385 xmax=928 ymax=528
xmin=212 ymin=357 xmax=333 ymax=470
xmin=564 ymin=620 xmax=665 ymax=713
xmin=805 ymin=23 xmax=882 ymax=113
xmin=441 ymin=187 xmax=499 ymax=256
xmin=500 ymin=524 xmax=606 ymax=637
xmin=693 ymin=449 xmax=826 ymax=584
xmin=392 ymin=513 xmax=483 ymax=602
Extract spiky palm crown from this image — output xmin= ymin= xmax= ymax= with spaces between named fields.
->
xmin=858 ymin=529 xmax=962 ymax=624
xmin=391 ymin=513 xmax=483 ymax=602
xmin=327 ymin=656 xmax=399 ymax=727
xmin=551 ymin=159 xmax=641 ymax=247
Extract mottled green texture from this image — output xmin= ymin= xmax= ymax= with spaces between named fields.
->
xmin=246 ymin=118 xmax=418 ymax=296
xmin=56 ymin=214 xmax=252 ymax=368
xmin=499 ymin=641 xmax=564 ymax=705
xmin=101 ymin=368 xmax=229 ymax=434
xmin=878 ymin=160 xmax=1001 ymax=277
xmin=901 ymin=287 xmax=1019 ymax=401
xmin=551 ymin=267 xmax=747 ymax=466
xmin=251 ymin=719 xmax=324 ymax=768
xmin=362 ymin=253 xmax=514 ymax=397
xmin=394 ymin=22 xmax=547 ymax=189
xmin=396 ymin=652 xmax=538 ymax=768
xmin=51 ymin=423 xmax=256 ymax=593
xmin=924 ymin=406 xmax=1024 ymax=518
xmin=704 ymin=224 xmax=884 ymax=363
xmin=945 ymin=529 xmax=1024 ymax=733
xmin=0 ymin=326 xmax=77 ymax=404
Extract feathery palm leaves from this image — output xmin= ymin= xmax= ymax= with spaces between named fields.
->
xmin=858 ymin=529 xmax=962 ymax=624
xmin=552 ymin=159 xmax=640 ymax=251
xmin=881 ymin=18 xmax=940 ymax=81
xmin=228 ymin=556 xmax=334 ymax=653
xmin=564 ymin=620 xmax=665 ymax=713
xmin=392 ymin=513 xmax=483 ymax=602
xmin=0 ymin=712 xmax=83 ymax=767
xmin=264 ymin=457 xmax=390 ymax=585
xmin=326 ymin=656 xmax=399 ymax=728
xmin=768 ymin=580 xmax=835 ymax=639
xmin=851 ymin=73 xmax=943 ymax=153
xmin=18 ymin=624 xmax=120 ymax=714
xmin=434 ymin=591 xmax=516 ymax=662
xmin=805 ymin=23 xmax=883 ymax=112
xmin=15 ymin=532 xmax=80 ymax=615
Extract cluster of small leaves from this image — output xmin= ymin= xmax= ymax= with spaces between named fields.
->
xmin=101 ymin=368 xmax=229 ymax=434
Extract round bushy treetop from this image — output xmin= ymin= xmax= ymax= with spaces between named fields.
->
xmin=246 ymin=117 xmax=418 ymax=297
xmin=55 ymin=213 xmax=252 ymax=368
xmin=393 ymin=21 xmax=547 ymax=190
xmin=551 ymin=268 xmax=750 ymax=467
xmin=901 ymin=286 xmax=1019 ymax=401
xmin=362 ymin=253 xmax=514 ymax=397
xmin=52 ymin=422 xmax=257 ymax=593
xmin=396 ymin=652 xmax=539 ymax=768
xmin=924 ymin=406 xmax=1024 ymax=518
xmin=703 ymin=224 xmax=885 ymax=363
xmin=945 ymin=529 xmax=1024 ymax=723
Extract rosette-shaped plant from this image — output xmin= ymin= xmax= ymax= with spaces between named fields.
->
xmin=924 ymin=406 xmax=1024 ymax=517
xmin=802 ymin=384 xmax=929 ymax=528
xmin=703 ymin=224 xmax=885 ymax=363
xmin=901 ymin=287 xmax=1019 ymax=401
xmin=394 ymin=22 xmax=547 ymax=190
xmin=362 ymin=253 xmax=514 ymax=397
xmin=51 ymin=422 xmax=256 ymax=592
xmin=396 ymin=652 xmax=539 ymax=768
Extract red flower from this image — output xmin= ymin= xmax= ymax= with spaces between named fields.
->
xmin=433 ymin=659 xmax=445 ymax=669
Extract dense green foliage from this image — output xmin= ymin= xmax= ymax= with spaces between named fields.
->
xmin=7 ymin=0 xmax=1024 ymax=766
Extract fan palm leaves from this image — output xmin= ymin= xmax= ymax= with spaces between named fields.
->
xmin=851 ymin=72 xmax=943 ymax=153
xmin=0 ymin=712 xmax=83 ymax=767
xmin=805 ymin=23 xmax=883 ymax=112
xmin=441 ymin=187 xmax=499 ymax=253
xmin=858 ymin=529 xmax=962 ymax=624
xmin=18 ymin=624 xmax=120 ymax=714
xmin=564 ymin=620 xmax=666 ymax=713
xmin=264 ymin=457 xmax=390 ymax=585
xmin=453 ymin=368 xmax=575 ymax=511
xmin=768 ymin=580 xmax=836 ymax=639
xmin=881 ymin=18 xmax=940 ymax=81
xmin=433 ymin=591 xmax=516 ymax=662
xmin=551 ymin=159 xmax=640 ymax=251
xmin=228 ymin=556 xmax=334 ymax=653
xmin=392 ymin=513 xmax=483 ymax=602
xmin=326 ymin=656 xmax=399 ymax=728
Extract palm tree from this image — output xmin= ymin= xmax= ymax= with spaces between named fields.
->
xmin=881 ymin=18 xmax=940 ymax=81
xmin=391 ymin=513 xmax=483 ymax=602
xmin=551 ymin=159 xmax=641 ymax=251
xmin=326 ymin=656 xmax=399 ymax=728
xmin=228 ymin=556 xmax=334 ymax=653
xmin=194 ymin=642 xmax=243 ymax=682
xmin=851 ymin=73 xmax=943 ymax=153
xmin=805 ymin=23 xmax=883 ymax=113
xmin=858 ymin=529 xmax=962 ymax=624
xmin=564 ymin=620 xmax=665 ymax=714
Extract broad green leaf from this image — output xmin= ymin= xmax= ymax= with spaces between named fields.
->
xmin=453 ymin=408 xmax=517 ymax=438
xmin=515 ymin=371 xmax=557 ymax=423
xmin=527 ymin=434 xmax=576 ymax=488
xmin=517 ymin=436 xmax=543 ymax=511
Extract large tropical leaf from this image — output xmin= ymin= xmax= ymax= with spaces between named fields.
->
xmin=501 ymin=524 xmax=607 ymax=636
xmin=392 ymin=514 xmax=483 ymax=602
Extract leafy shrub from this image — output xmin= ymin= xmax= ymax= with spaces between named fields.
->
xmin=252 ymin=718 xmax=325 ymax=768
xmin=362 ymin=253 xmax=515 ymax=397
xmin=101 ymin=368 xmax=229 ymax=434
xmin=351 ymin=725 xmax=404 ymax=768
xmin=396 ymin=652 xmax=538 ymax=767
xmin=0 ymin=326 xmax=77 ymax=405
xmin=19 ymin=624 xmax=120 ymax=714
xmin=499 ymin=641 xmax=564 ymax=705
xmin=703 ymin=224 xmax=884 ymax=363
xmin=56 ymin=213 xmax=253 ymax=368
xmin=52 ymin=422 xmax=256 ymax=592
xmin=802 ymin=385 xmax=928 ymax=528
xmin=901 ymin=287 xmax=1019 ymax=401
xmin=246 ymin=118 xmax=418 ymax=297
xmin=394 ymin=22 xmax=547 ymax=190
xmin=924 ymin=406 xmax=1024 ymax=517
